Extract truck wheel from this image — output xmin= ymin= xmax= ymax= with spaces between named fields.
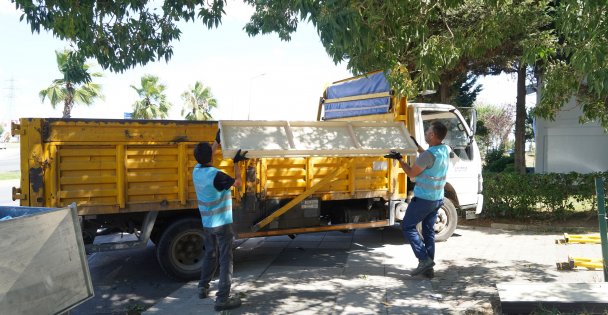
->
xmin=156 ymin=217 xmax=205 ymax=281
xmin=416 ymin=198 xmax=458 ymax=242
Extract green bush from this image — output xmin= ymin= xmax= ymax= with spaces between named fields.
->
xmin=484 ymin=148 xmax=514 ymax=172
xmin=483 ymin=171 xmax=608 ymax=219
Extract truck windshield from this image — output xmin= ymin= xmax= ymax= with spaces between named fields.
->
xmin=422 ymin=111 xmax=470 ymax=159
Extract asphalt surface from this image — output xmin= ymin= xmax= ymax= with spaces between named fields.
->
xmin=70 ymin=238 xmax=184 ymax=315
xmin=0 ymin=142 xmax=20 ymax=206
xmin=0 ymin=142 xmax=19 ymax=172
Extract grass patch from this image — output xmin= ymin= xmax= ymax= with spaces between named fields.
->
xmin=0 ymin=171 xmax=20 ymax=180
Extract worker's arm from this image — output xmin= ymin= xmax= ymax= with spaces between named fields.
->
xmin=384 ymin=150 xmax=428 ymax=178
xmin=410 ymin=136 xmax=424 ymax=154
xmin=232 ymin=163 xmax=243 ymax=188
xmin=212 ymin=128 xmax=244 ymax=188
xmin=397 ymin=158 xmax=425 ymax=178
xmin=212 ymin=129 xmax=221 ymax=152
xmin=232 ymin=149 xmax=248 ymax=188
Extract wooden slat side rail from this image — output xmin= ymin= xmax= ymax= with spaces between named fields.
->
xmin=251 ymin=158 xmax=354 ymax=232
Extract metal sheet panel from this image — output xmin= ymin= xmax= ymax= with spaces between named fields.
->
xmin=0 ymin=204 xmax=93 ymax=315
xmin=218 ymin=120 xmax=417 ymax=159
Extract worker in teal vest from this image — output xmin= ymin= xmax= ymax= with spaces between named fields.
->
xmin=385 ymin=121 xmax=449 ymax=278
xmin=193 ymin=130 xmax=248 ymax=312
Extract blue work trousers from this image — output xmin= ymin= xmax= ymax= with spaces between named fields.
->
xmin=401 ymin=197 xmax=443 ymax=261
xmin=198 ymin=223 xmax=234 ymax=301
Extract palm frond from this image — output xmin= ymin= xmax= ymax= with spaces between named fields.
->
xmin=180 ymin=81 xmax=218 ymax=120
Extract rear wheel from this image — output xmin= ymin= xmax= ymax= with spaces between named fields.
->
xmin=156 ymin=217 xmax=205 ymax=281
xmin=416 ymin=198 xmax=458 ymax=242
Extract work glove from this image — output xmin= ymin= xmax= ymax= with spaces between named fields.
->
xmin=410 ymin=136 xmax=420 ymax=148
xmin=233 ymin=149 xmax=249 ymax=163
xmin=215 ymin=129 xmax=221 ymax=144
xmin=384 ymin=150 xmax=402 ymax=160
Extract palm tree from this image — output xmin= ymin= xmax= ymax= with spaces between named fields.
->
xmin=39 ymin=50 xmax=103 ymax=118
xmin=181 ymin=81 xmax=217 ymax=121
xmin=130 ymin=75 xmax=172 ymax=119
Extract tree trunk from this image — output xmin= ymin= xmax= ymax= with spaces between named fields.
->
xmin=514 ymin=64 xmax=527 ymax=174
xmin=439 ymin=80 xmax=450 ymax=103
xmin=63 ymin=83 xmax=74 ymax=119
xmin=62 ymin=99 xmax=73 ymax=118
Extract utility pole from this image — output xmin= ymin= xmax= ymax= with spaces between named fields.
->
xmin=3 ymin=77 xmax=16 ymax=121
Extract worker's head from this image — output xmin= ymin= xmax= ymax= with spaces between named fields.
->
xmin=425 ymin=121 xmax=448 ymax=145
xmin=194 ymin=142 xmax=213 ymax=165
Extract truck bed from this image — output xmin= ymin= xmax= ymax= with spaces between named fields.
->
xmin=14 ymin=118 xmax=407 ymax=223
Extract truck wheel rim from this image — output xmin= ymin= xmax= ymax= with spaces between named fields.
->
xmin=434 ymin=208 xmax=448 ymax=233
xmin=170 ymin=231 xmax=204 ymax=271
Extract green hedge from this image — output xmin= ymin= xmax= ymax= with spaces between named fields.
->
xmin=482 ymin=171 xmax=608 ymax=218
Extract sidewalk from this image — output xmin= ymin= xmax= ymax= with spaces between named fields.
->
xmin=144 ymin=225 xmax=603 ymax=314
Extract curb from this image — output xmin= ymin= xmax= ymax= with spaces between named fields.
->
xmin=490 ymin=223 xmax=595 ymax=233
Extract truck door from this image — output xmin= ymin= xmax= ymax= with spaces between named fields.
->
xmin=415 ymin=108 xmax=481 ymax=207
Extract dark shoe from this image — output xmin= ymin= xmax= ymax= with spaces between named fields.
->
xmin=214 ymin=295 xmax=242 ymax=311
xmin=422 ymin=268 xmax=435 ymax=278
xmin=411 ymin=258 xmax=435 ymax=276
xmin=198 ymin=287 xmax=210 ymax=299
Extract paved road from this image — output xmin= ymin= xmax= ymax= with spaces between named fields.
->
xmin=0 ymin=142 xmax=20 ymax=206
xmin=0 ymin=142 xmax=19 ymax=172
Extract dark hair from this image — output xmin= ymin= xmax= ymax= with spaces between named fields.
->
xmin=194 ymin=142 xmax=212 ymax=165
xmin=431 ymin=121 xmax=448 ymax=141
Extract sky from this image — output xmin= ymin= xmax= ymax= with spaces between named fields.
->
xmin=0 ymin=1 xmax=534 ymax=125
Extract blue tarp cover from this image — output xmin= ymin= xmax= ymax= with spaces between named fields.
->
xmin=324 ymin=72 xmax=390 ymax=119
xmin=0 ymin=206 xmax=56 ymax=221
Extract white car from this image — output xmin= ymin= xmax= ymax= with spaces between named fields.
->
xmin=0 ymin=142 xmax=6 ymax=150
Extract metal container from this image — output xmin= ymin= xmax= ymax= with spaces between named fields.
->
xmin=0 ymin=203 xmax=93 ymax=315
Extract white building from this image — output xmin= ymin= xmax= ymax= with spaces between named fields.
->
xmin=534 ymin=97 xmax=608 ymax=173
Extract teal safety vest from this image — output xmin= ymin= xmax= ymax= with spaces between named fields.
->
xmin=413 ymin=144 xmax=449 ymax=201
xmin=193 ymin=165 xmax=233 ymax=228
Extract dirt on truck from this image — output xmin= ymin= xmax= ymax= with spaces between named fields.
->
xmin=11 ymin=71 xmax=483 ymax=280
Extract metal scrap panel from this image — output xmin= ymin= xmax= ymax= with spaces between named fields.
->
xmin=218 ymin=120 xmax=417 ymax=159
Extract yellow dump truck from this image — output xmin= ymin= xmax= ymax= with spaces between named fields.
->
xmin=11 ymin=72 xmax=483 ymax=280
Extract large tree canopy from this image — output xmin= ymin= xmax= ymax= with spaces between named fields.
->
xmin=14 ymin=0 xmax=226 ymax=72
xmin=245 ymin=0 xmax=552 ymax=97
xmin=535 ymin=1 xmax=608 ymax=127
xmin=12 ymin=0 xmax=608 ymax=128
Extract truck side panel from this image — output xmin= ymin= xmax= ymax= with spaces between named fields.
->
xmin=19 ymin=119 xmax=219 ymax=215
xmin=261 ymin=157 xmax=394 ymax=200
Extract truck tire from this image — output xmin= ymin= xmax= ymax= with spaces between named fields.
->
xmin=416 ymin=198 xmax=458 ymax=242
xmin=156 ymin=217 xmax=205 ymax=281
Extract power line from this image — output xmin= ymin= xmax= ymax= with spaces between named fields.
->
xmin=2 ymin=77 xmax=17 ymax=120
